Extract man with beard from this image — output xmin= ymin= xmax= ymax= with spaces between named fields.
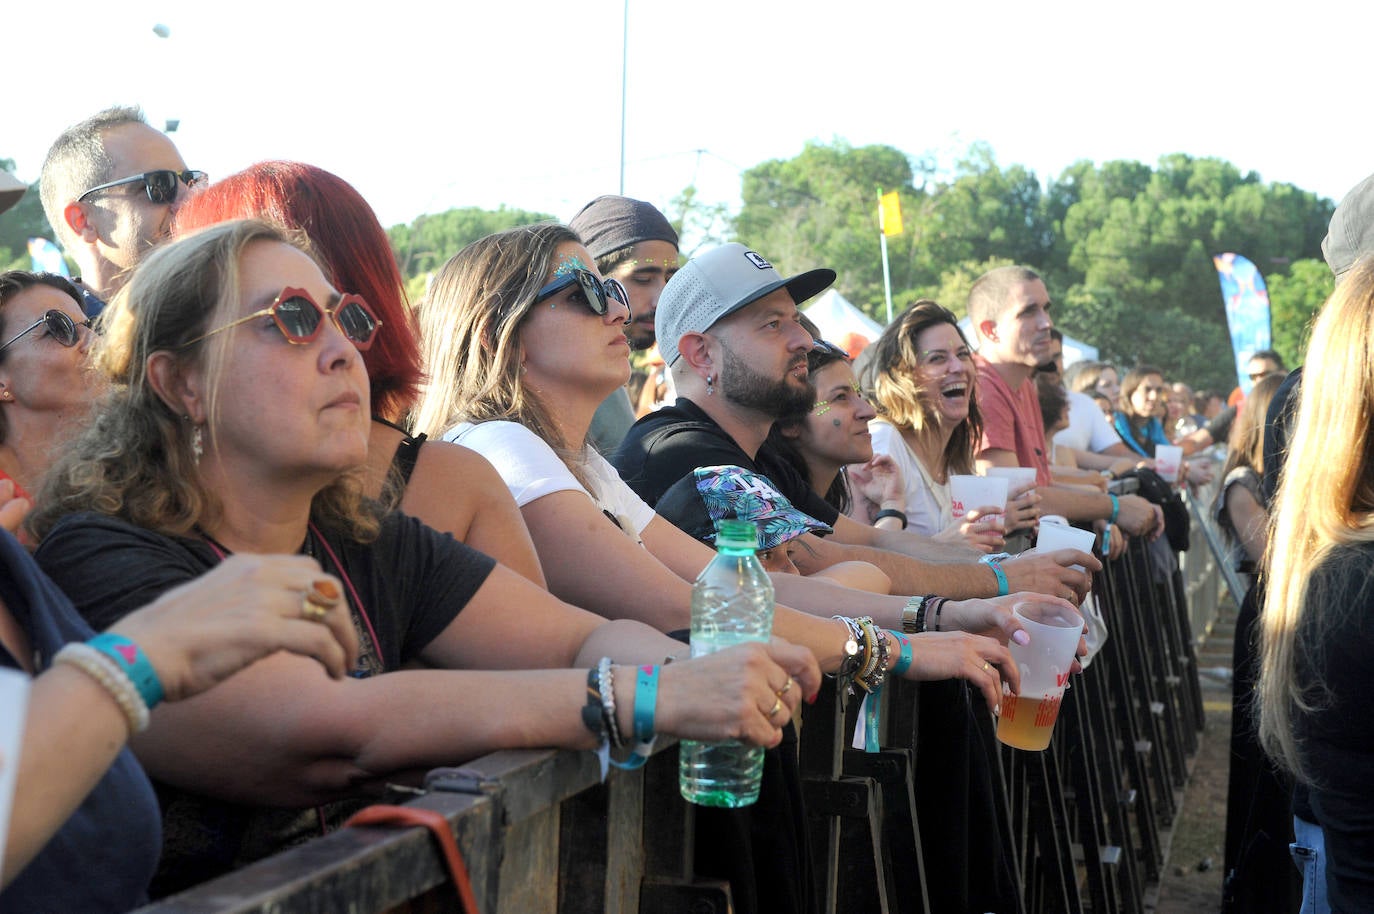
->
xmin=569 ymin=195 xmax=680 ymax=453
xmin=613 ymin=244 xmax=1097 ymax=600
xmin=39 ymin=107 xmax=203 ymax=315
xmin=970 ymin=266 xmax=1162 ymax=538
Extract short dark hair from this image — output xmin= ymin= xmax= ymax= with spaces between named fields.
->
xmin=1249 ymin=349 xmax=1285 ymax=370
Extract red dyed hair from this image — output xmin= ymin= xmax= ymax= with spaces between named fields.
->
xmin=172 ymin=161 xmax=422 ymax=420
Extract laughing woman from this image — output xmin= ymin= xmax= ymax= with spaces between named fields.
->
xmin=864 ymin=300 xmax=1037 ymax=551
xmin=26 ymin=219 xmax=820 ymax=897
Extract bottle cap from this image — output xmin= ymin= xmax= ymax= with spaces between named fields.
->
xmin=714 ymin=519 xmax=758 ymax=551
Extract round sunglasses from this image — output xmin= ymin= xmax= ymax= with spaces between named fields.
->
xmin=533 ymin=269 xmax=630 ymax=319
xmin=0 ymin=310 xmax=92 ymax=354
xmin=183 ymin=287 xmax=382 ymax=350
xmin=78 ymin=169 xmax=208 ymax=206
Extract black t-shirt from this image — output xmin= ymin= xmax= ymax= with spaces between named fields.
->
xmin=1292 ymin=541 xmax=1374 ymax=910
xmin=34 ymin=510 xmax=496 ymax=897
xmin=611 ymin=397 xmax=840 ymax=526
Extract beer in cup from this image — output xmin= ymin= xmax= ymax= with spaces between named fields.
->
xmin=996 ymin=601 xmax=1084 ymax=751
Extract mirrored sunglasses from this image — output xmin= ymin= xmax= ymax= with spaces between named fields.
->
xmin=810 ymin=338 xmax=851 ymax=361
xmin=0 ymin=309 xmax=91 ymax=354
xmin=533 ymin=269 xmax=630 ymax=318
xmin=183 ymin=287 xmax=382 ymax=350
xmin=78 ymin=169 xmax=208 ymax=205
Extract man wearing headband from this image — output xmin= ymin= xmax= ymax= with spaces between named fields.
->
xmin=612 ymin=243 xmax=1097 ymax=602
xmin=39 ymin=107 xmax=203 ymax=316
xmin=569 ymin=194 xmax=681 ymax=454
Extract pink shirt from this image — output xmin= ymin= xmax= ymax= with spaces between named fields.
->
xmin=974 ymin=353 xmax=1052 ymax=486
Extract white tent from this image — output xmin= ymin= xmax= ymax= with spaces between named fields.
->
xmin=803 ymin=290 xmax=884 ymax=345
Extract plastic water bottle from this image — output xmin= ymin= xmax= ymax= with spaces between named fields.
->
xmin=679 ymin=519 xmax=775 ymax=807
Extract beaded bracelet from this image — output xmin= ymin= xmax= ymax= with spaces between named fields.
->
xmin=54 ymin=642 xmax=151 ymax=733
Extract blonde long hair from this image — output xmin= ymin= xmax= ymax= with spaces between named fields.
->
xmin=413 ymin=223 xmax=593 ymax=487
xmin=29 ymin=219 xmax=379 ymax=543
xmin=1259 ymin=257 xmax=1374 ymax=781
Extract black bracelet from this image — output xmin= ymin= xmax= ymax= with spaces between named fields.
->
xmin=873 ymin=508 xmax=908 ymax=529
xmin=581 ymin=667 xmax=607 ymax=739
xmin=931 ymin=597 xmax=947 ymax=632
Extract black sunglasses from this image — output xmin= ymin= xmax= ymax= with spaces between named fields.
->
xmin=0 ymin=310 xmax=91 ymax=354
xmin=533 ymin=269 xmax=630 ymax=319
xmin=78 ymin=169 xmax=208 ymax=206
xmin=183 ymin=287 xmax=382 ymax=350
xmin=810 ymin=338 xmax=851 ymax=361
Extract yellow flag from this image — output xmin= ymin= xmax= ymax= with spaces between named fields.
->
xmin=879 ymin=191 xmax=903 ymax=236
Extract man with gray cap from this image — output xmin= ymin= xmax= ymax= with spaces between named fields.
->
xmin=613 ymin=243 xmax=1096 ymax=601
xmin=569 ymin=194 xmax=680 ymax=453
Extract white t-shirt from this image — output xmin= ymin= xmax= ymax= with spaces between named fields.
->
xmin=1054 ymin=390 xmax=1123 ymax=454
xmin=865 ymin=421 xmax=953 ymax=537
xmin=443 ymin=421 xmax=657 ymax=538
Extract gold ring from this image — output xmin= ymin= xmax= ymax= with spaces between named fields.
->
xmin=767 ymin=697 xmax=784 ymax=719
xmin=307 ymin=578 xmax=341 ymax=607
xmin=301 ymin=597 xmax=329 ymax=623
xmin=981 ymin=661 xmax=992 ymax=673
xmin=776 ymin=677 xmax=794 ymax=697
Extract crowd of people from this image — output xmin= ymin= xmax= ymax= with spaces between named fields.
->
xmin=0 ymin=104 xmax=1367 ymax=913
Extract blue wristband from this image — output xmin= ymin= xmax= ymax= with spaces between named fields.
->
xmin=888 ymin=631 xmax=913 ymax=676
xmin=1108 ymin=493 xmax=1120 ymax=526
xmin=633 ymin=664 xmax=658 ymax=743
xmin=980 ymin=554 xmax=1010 ymax=597
xmin=88 ymin=633 xmax=164 ymax=708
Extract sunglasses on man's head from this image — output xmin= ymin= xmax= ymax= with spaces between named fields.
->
xmin=78 ymin=169 xmax=208 ymax=206
xmin=533 ymin=269 xmax=630 ymax=319
xmin=0 ymin=310 xmax=91 ymax=354
xmin=183 ymin=287 xmax=382 ymax=350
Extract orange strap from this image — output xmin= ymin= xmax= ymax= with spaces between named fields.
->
xmin=344 ymin=804 xmax=480 ymax=914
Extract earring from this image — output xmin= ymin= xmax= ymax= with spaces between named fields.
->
xmin=0 ymin=390 xmax=10 ymax=402
xmin=191 ymin=425 xmax=203 ymax=466
xmin=705 ymin=374 xmax=715 ymax=397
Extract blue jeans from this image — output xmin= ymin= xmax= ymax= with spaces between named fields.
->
xmin=1290 ymin=815 xmax=1330 ymax=914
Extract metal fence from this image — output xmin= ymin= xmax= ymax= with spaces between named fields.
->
xmin=134 ymin=518 xmax=1221 ymax=914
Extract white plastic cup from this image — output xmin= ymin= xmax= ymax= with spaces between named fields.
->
xmin=949 ymin=474 xmax=1008 ymax=526
xmin=1154 ymin=445 xmax=1183 ymax=483
xmin=997 ymin=601 xmax=1084 ymax=751
xmin=1035 ymin=520 xmax=1097 ymax=573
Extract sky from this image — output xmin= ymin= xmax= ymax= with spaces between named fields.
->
xmin=6 ymin=0 xmax=1370 ymax=236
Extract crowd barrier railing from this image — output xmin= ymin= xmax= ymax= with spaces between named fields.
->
xmin=135 ymin=505 xmax=1224 ymax=914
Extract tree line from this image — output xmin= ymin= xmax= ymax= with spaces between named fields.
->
xmin=1 ymin=143 xmax=1334 ymax=391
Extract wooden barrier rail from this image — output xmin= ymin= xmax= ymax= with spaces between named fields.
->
xmin=135 ymin=511 xmax=1217 ymax=914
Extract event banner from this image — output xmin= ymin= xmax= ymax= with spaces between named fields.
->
xmin=1212 ymin=253 xmax=1272 ymax=394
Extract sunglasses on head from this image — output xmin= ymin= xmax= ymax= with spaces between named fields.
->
xmin=533 ymin=269 xmax=630 ymax=318
xmin=810 ymin=338 xmax=851 ymax=361
xmin=183 ymin=287 xmax=382 ymax=350
xmin=0 ymin=310 xmax=91 ymax=354
xmin=78 ymin=169 xmax=208 ymax=206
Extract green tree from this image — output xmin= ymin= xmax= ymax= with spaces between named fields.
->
xmin=0 ymin=158 xmax=61 ymax=271
xmin=388 ymin=205 xmax=555 ymax=281
xmin=1266 ymin=257 xmax=1332 ymax=368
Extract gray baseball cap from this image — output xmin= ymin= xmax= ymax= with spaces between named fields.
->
xmin=655 ymin=243 xmax=835 ymax=366
xmin=1324 ymin=171 xmax=1374 ymax=280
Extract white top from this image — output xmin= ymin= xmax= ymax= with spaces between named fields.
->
xmin=443 ymin=420 xmax=657 ymax=538
xmin=865 ymin=421 xmax=953 ymax=536
xmin=1054 ymin=390 xmax=1123 ymax=453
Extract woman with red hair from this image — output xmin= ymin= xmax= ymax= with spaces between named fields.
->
xmin=173 ymin=163 xmax=543 ymax=583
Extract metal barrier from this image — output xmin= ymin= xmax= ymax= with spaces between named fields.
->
xmin=134 ymin=527 xmax=1221 ymax=914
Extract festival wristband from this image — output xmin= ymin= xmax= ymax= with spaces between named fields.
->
xmin=980 ymin=554 xmax=1010 ymax=597
xmin=633 ymin=664 xmax=658 ymax=743
xmin=87 ymin=633 xmax=165 ymax=708
xmin=1108 ymin=493 xmax=1120 ymax=526
xmin=888 ymin=630 xmax=913 ymax=676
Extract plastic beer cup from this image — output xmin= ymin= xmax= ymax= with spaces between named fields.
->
xmin=996 ymin=601 xmax=1084 ymax=751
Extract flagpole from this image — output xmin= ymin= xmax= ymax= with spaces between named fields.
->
xmin=878 ymin=188 xmax=894 ymax=323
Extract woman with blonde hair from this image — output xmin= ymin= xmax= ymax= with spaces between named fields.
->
xmin=1259 ymin=257 xmax=1374 ymax=910
xmin=27 ymin=219 xmax=821 ymax=898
